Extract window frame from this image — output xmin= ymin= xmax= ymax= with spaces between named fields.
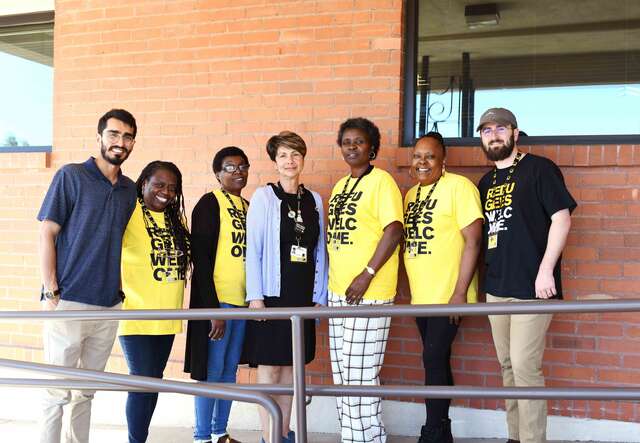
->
xmin=401 ymin=0 xmax=640 ymax=147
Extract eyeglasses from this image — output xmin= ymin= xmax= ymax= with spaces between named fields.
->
xmin=221 ymin=164 xmax=250 ymax=173
xmin=480 ymin=125 xmax=511 ymax=137
xmin=341 ymin=138 xmax=368 ymax=148
xmin=104 ymin=130 xmax=135 ymax=145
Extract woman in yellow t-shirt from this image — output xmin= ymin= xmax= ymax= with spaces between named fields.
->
xmin=327 ymin=117 xmax=404 ymax=443
xmin=400 ymin=132 xmax=483 ymax=443
xmin=118 ymin=160 xmax=191 ymax=443
xmin=184 ymin=146 xmax=250 ymax=443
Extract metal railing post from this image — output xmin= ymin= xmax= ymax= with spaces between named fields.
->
xmin=291 ymin=314 xmax=307 ymax=443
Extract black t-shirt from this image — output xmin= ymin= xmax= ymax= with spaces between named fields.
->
xmin=478 ymin=153 xmax=577 ymax=299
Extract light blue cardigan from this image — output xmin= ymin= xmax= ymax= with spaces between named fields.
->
xmin=245 ymin=185 xmax=328 ymax=305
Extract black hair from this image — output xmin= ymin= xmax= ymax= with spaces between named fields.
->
xmin=337 ymin=117 xmax=381 ymax=158
xmin=416 ymin=131 xmax=446 ymax=156
xmin=266 ymin=131 xmax=307 ymax=161
xmin=97 ymin=109 xmax=137 ymax=138
xmin=136 ymin=161 xmax=191 ymax=277
xmin=212 ymin=146 xmax=249 ymax=173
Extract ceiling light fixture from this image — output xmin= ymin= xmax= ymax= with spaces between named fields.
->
xmin=465 ymin=3 xmax=500 ymax=29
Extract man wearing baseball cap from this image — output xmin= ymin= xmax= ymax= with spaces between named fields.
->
xmin=476 ymin=108 xmax=576 ymax=443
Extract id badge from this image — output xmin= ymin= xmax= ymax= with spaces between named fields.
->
xmin=488 ymin=234 xmax=498 ymax=249
xmin=406 ymin=243 xmax=417 ymax=259
xmin=290 ymin=245 xmax=308 ymax=263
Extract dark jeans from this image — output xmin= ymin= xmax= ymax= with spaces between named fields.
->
xmin=119 ymin=334 xmax=175 ymax=443
xmin=415 ymin=316 xmax=459 ymax=427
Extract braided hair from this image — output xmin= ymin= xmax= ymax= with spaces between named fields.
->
xmin=135 ymin=161 xmax=191 ymax=278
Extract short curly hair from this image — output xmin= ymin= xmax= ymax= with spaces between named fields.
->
xmin=212 ymin=146 xmax=249 ymax=173
xmin=266 ymin=131 xmax=307 ymax=161
xmin=337 ymin=117 xmax=381 ymax=158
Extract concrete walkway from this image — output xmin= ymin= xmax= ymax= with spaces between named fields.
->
xmin=0 ymin=420 xmax=625 ymax=443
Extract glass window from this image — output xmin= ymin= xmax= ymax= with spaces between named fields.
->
xmin=0 ymin=14 xmax=53 ymax=149
xmin=404 ymin=0 xmax=640 ymax=143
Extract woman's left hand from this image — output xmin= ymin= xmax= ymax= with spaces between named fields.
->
xmin=345 ymin=270 xmax=374 ymax=305
xmin=447 ymin=292 xmax=467 ymax=325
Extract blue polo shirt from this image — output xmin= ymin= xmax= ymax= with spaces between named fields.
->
xmin=37 ymin=157 xmax=136 ymax=307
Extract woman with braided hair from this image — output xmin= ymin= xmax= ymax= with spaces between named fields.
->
xmin=118 ymin=160 xmax=191 ymax=443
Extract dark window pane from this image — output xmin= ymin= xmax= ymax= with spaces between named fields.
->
xmin=412 ymin=0 xmax=640 ymax=139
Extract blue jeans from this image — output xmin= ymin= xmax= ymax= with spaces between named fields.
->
xmin=194 ymin=303 xmax=246 ymax=439
xmin=119 ymin=334 xmax=175 ymax=443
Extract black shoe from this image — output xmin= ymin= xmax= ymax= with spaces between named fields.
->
xmin=417 ymin=423 xmax=449 ymax=443
xmin=441 ymin=418 xmax=453 ymax=443
xmin=506 ymin=440 xmax=521 ymax=443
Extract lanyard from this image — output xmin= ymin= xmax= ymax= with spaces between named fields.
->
xmin=406 ymin=175 xmax=441 ymax=228
xmin=221 ymin=190 xmax=247 ymax=229
xmin=139 ymin=198 xmax=174 ymax=251
xmin=333 ymin=164 xmax=373 ymax=222
xmin=491 ymin=151 xmax=523 ymax=186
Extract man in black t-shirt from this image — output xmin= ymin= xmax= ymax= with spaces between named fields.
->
xmin=477 ymin=108 xmax=576 ymax=443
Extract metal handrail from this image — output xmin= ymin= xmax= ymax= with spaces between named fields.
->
xmin=2 ymin=298 xmax=640 ymax=443
xmin=0 ymin=358 xmax=282 ymax=442
xmin=3 ymin=379 xmax=640 ymax=401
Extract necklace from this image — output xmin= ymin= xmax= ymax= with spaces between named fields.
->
xmin=277 ymin=182 xmax=305 ymax=235
xmin=492 ymin=151 xmax=523 ymax=186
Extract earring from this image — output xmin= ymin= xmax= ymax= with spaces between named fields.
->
xmin=442 ymin=163 xmax=446 ymax=173
xmin=369 ymin=151 xmax=376 ymax=160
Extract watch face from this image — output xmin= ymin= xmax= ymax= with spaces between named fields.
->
xmin=44 ymin=290 xmax=59 ymax=300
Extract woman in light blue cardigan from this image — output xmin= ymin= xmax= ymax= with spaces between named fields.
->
xmin=243 ymin=131 xmax=327 ymax=443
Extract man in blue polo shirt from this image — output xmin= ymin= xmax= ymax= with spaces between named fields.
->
xmin=38 ymin=109 xmax=138 ymax=443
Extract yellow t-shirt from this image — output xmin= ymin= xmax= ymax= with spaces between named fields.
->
xmin=403 ymin=172 xmax=483 ymax=305
xmin=119 ymin=201 xmax=185 ymax=335
xmin=328 ymin=167 xmax=403 ymax=301
xmin=213 ymin=190 xmax=247 ymax=307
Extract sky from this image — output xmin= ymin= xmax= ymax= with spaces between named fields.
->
xmin=0 ymin=51 xmax=53 ymax=147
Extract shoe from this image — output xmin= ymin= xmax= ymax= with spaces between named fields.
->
xmin=217 ymin=435 xmax=241 ymax=443
xmin=506 ymin=440 xmax=520 ymax=443
xmin=417 ymin=423 xmax=448 ymax=443
xmin=441 ymin=418 xmax=453 ymax=443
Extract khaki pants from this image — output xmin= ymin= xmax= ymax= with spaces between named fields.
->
xmin=40 ymin=300 xmax=120 ymax=443
xmin=487 ymin=294 xmax=552 ymax=443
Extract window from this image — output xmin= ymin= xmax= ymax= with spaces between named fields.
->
xmin=0 ymin=12 xmax=53 ymax=150
xmin=402 ymin=0 xmax=640 ymax=145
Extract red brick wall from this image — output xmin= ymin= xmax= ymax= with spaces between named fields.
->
xmin=0 ymin=0 xmax=638 ymax=422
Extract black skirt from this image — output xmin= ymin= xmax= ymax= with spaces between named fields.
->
xmin=242 ymin=184 xmax=319 ymax=366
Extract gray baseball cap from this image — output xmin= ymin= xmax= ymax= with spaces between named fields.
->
xmin=476 ymin=108 xmax=518 ymax=132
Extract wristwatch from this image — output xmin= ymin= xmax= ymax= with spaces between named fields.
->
xmin=42 ymin=288 xmax=61 ymax=300
xmin=365 ymin=266 xmax=376 ymax=276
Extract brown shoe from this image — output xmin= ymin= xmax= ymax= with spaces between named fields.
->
xmin=506 ymin=440 xmax=520 ymax=443
xmin=217 ymin=435 xmax=241 ymax=443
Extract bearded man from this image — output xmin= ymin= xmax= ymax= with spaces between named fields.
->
xmin=38 ymin=109 xmax=137 ymax=443
xmin=477 ymin=108 xmax=576 ymax=443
